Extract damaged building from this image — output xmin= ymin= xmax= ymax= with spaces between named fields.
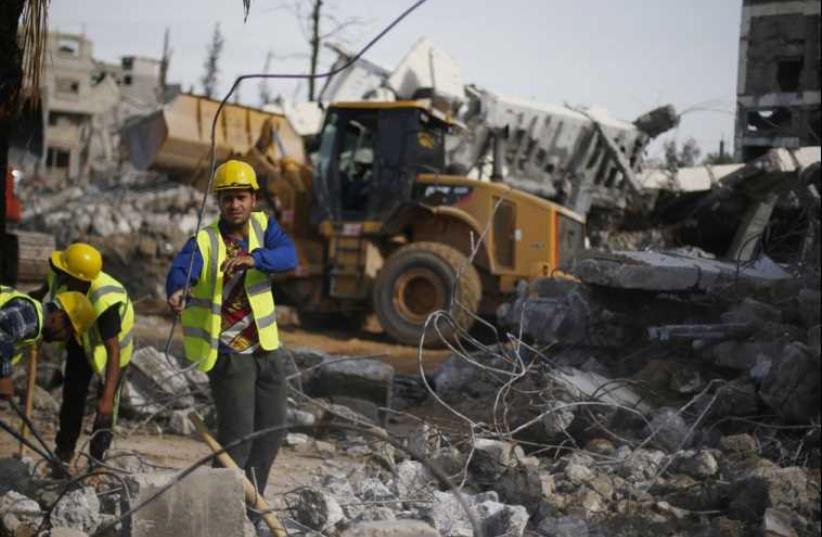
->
xmin=13 ymin=32 xmax=163 ymax=181
xmin=734 ymin=0 xmax=821 ymax=161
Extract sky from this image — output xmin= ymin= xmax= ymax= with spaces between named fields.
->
xmin=48 ymin=0 xmax=743 ymax=159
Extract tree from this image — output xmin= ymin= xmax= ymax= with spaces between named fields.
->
xmin=663 ymin=138 xmax=701 ymax=171
xmin=288 ymin=0 xmax=365 ymax=101
xmin=200 ymin=23 xmax=225 ymax=99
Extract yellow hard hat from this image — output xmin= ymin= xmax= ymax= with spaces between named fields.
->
xmin=51 ymin=243 xmax=102 ymax=282
xmin=213 ymin=160 xmax=259 ymax=192
xmin=54 ymin=291 xmax=96 ymax=336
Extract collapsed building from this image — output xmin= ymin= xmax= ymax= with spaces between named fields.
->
xmin=9 ymin=32 xmax=164 ymax=182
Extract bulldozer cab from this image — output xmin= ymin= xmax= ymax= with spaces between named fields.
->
xmin=312 ymin=102 xmax=449 ymax=224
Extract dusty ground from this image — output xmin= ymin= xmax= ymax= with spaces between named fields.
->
xmin=0 ymin=407 xmax=365 ymax=511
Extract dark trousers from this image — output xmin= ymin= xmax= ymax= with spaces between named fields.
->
xmin=55 ymin=339 xmax=95 ymax=456
xmin=208 ymin=347 xmax=288 ymax=497
xmin=55 ymin=339 xmax=123 ymax=460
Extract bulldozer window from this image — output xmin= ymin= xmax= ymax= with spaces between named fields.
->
xmin=339 ymin=115 xmax=377 ymax=217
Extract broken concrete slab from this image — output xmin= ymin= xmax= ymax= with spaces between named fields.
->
xmin=569 ymin=249 xmax=789 ymax=292
xmin=129 ymin=468 xmax=246 ymax=537
xmin=306 ymin=358 xmax=394 ymax=414
xmin=128 ymin=347 xmax=195 ymax=409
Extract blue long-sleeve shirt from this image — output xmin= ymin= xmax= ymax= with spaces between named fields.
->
xmin=166 ymin=215 xmax=298 ymax=298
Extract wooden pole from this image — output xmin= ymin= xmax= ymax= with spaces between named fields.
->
xmin=190 ymin=414 xmax=287 ymax=537
xmin=18 ymin=345 xmax=37 ymax=457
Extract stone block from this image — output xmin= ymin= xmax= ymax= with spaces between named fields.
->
xmin=759 ymin=343 xmax=821 ymax=423
xmin=130 ymin=468 xmax=246 ymax=537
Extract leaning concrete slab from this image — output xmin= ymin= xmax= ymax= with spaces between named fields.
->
xmin=569 ymin=249 xmax=789 ymax=292
xmin=129 ymin=468 xmax=246 ymax=537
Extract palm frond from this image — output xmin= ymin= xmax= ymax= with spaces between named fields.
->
xmin=19 ymin=0 xmax=49 ymax=102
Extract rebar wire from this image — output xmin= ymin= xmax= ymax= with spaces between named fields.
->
xmin=37 ymin=469 xmax=132 ymax=533
xmin=0 ymin=416 xmax=54 ymax=462
xmin=95 ymin=421 xmax=484 ymax=537
xmin=161 ymin=0 xmax=430 ymax=369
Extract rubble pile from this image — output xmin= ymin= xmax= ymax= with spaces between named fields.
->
xmin=2 ymin=326 xmax=821 ymax=536
xmin=18 ymin=169 xmax=216 ymax=301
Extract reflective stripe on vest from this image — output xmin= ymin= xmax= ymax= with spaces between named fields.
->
xmin=80 ymin=273 xmax=135 ymax=375
xmin=0 ymin=286 xmax=44 ymax=367
xmin=181 ymin=211 xmax=280 ymax=372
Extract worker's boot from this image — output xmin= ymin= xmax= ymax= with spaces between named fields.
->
xmin=49 ymin=449 xmax=74 ymax=478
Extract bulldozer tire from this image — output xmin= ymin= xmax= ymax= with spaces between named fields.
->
xmin=373 ymin=242 xmax=482 ymax=348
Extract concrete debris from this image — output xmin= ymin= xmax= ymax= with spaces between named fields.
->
xmin=645 ymin=408 xmax=690 ymax=453
xmin=129 ymin=469 xmax=246 ymax=537
xmin=49 ymin=487 xmax=101 ymax=535
xmin=391 ymin=460 xmax=432 ymax=498
xmin=340 ymin=520 xmax=438 ymax=537
xmin=671 ymin=450 xmax=719 ymax=479
xmin=759 ymin=342 xmax=821 ymax=423
xmin=45 ymin=528 xmax=90 ymax=537
xmin=17 ymin=170 xmax=216 ymax=302
xmin=0 ymin=491 xmax=40 ymax=518
xmin=290 ymin=487 xmax=345 ymax=531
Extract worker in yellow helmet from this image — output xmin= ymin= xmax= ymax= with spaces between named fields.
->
xmin=1 ymin=287 xmax=94 ymax=401
xmin=30 ymin=242 xmax=135 ymax=463
xmin=166 ymin=160 xmax=297 ymax=526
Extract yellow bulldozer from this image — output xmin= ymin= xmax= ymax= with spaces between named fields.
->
xmin=123 ymin=94 xmax=586 ymax=345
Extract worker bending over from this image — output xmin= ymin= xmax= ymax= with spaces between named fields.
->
xmin=33 ymin=243 xmax=135 ymax=463
xmin=1 ymin=286 xmax=95 ymax=401
xmin=166 ymin=160 xmax=297 ymax=512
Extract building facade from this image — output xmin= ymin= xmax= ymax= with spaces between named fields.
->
xmin=39 ymin=33 xmax=162 ymax=181
xmin=735 ymin=0 xmax=821 ymax=161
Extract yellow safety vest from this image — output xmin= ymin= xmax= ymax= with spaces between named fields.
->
xmin=0 ymin=286 xmax=43 ymax=366
xmin=48 ymin=271 xmax=134 ymax=375
xmin=182 ymin=212 xmax=280 ymax=372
